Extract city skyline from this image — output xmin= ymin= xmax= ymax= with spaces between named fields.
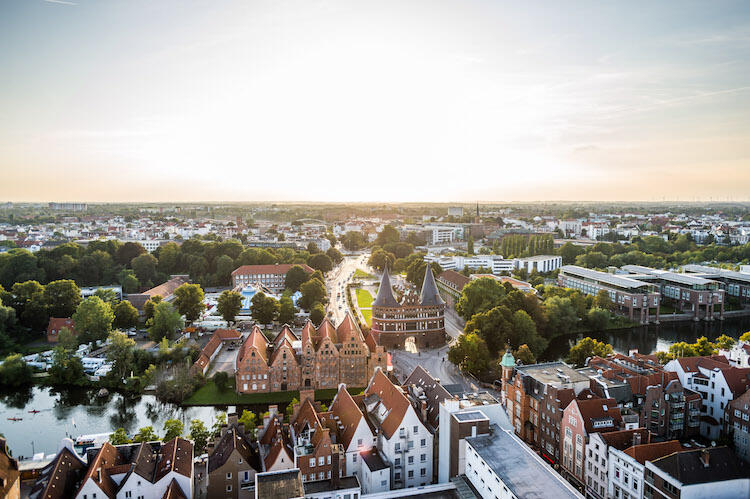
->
xmin=3 ymin=0 xmax=750 ymax=202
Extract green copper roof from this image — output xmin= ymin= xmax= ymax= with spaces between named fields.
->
xmin=501 ymin=350 xmax=515 ymax=367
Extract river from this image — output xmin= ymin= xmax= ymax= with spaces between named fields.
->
xmin=2 ymin=316 xmax=750 ymax=459
xmin=542 ymin=314 xmax=750 ymax=362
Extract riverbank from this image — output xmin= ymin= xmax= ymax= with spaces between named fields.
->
xmin=541 ymin=314 xmax=750 ymax=362
xmin=182 ymin=379 xmax=363 ymax=406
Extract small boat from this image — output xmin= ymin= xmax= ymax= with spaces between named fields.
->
xmin=28 ymin=410 xmax=40 ymax=414
xmin=7 ymin=417 xmax=22 ymax=421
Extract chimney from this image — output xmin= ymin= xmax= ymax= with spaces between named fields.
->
xmin=300 ymin=389 xmax=315 ymax=405
xmin=331 ymin=446 xmax=341 ymax=488
xmin=633 ymin=432 xmax=642 ymax=447
xmin=420 ymin=400 xmax=428 ymax=422
xmin=700 ymin=449 xmax=710 ymax=468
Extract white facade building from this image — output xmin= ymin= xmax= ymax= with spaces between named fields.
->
xmin=514 ymin=255 xmax=562 ymax=274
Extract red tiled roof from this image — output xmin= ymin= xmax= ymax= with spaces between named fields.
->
xmin=237 ymin=326 xmax=269 ymax=364
xmin=154 ymin=437 xmax=193 ymax=481
xmin=336 ymin=313 xmax=364 ymax=345
xmin=600 ymin=429 xmax=651 ymax=451
xmin=624 ymin=440 xmax=683 ymax=465
xmin=573 ymin=397 xmax=622 ymax=434
xmin=675 ymin=355 xmax=729 ymax=372
xmin=144 ymin=275 xmax=189 ymax=299
xmin=330 ymin=385 xmax=365 ymax=449
xmin=215 ymin=328 xmax=241 ymax=341
xmin=364 ymin=369 xmax=410 ymax=439
xmin=721 ymin=367 xmax=750 ymax=398
xmin=437 ymin=270 xmax=470 ymax=291
xmin=231 ymin=264 xmax=313 ymax=276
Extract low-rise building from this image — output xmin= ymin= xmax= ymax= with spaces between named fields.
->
xmin=206 ymin=414 xmax=262 ymax=498
xmin=726 ymin=388 xmax=750 ymax=463
xmin=0 ymin=438 xmax=20 ymax=499
xmin=584 ymin=428 xmax=649 ymax=499
xmin=47 ymin=317 xmax=76 ymax=343
xmin=645 ymin=447 xmax=750 ymax=499
xmin=558 ymin=265 xmax=660 ymax=324
xmin=464 ymin=425 xmax=582 ymax=498
xmin=608 ymin=439 xmax=683 ymax=499
xmin=231 ymin=264 xmax=313 ymax=293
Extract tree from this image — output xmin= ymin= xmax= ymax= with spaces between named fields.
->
xmin=214 ymin=254 xmax=235 ymax=286
xmin=693 ymin=336 xmax=717 ymax=356
xmin=467 ymin=236 xmax=474 ymax=255
xmin=559 ymin=242 xmax=585 ymax=264
xmin=144 ymin=295 xmax=163 ymax=321
xmin=189 ymin=419 xmax=210 ymax=453
xmin=740 ymin=331 xmax=750 ymax=342
xmin=513 ymin=344 xmax=536 ymax=365
xmin=341 ymin=231 xmax=366 ymax=251
xmin=58 ymin=327 xmax=78 ymax=351
xmin=113 ymin=300 xmax=139 ymax=330
xmin=106 ymin=330 xmax=136 ymax=381
xmin=213 ymin=371 xmax=229 ymax=392
xmin=48 ymin=346 xmax=87 ymax=386
xmin=133 ymin=426 xmax=159 ymax=443
xmin=285 ymin=265 xmax=310 ymax=292
xmin=250 ymin=292 xmax=279 ymax=324
xmin=120 ymin=271 xmax=140 ymax=293
xmin=308 ymin=253 xmax=333 ymax=273
xmin=714 ymin=334 xmax=736 ymax=351
xmin=238 ymin=410 xmax=258 ymax=436
xmin=374 ymin=225 xmax=400 ymax=247
xmin=544 ymin=296 xmax=579 ymax=334
xmin=216 ymin=291 xmax=243 ymax=325
xmin=11 ymin=280 xmax=45 ymax=328
xmin=43 ymin=279 xmax=82 ymax=318
xmin=326 ymin=247 xmax=344 ymax=265
xmin=163 ymin=419 xmax=184 ymax=441
xmin=447 ymin=332 xmax=491 ymax=376
xmin=405 ymin=260 xmax=442 ymax=289
xmin=566 ymin=337 xmax=613 ymax=368
xmin=593 ymin=290 xmax=614 ymax=311
xmin=310 ymin=302 xmax=326 ymax=325
xmin=299 ymin=279 xmax=327 ymax=310
xmin=109 ymin=428 xmax=132 ymax=445
xmin=73 ymin=296 xmax=114 ymax=343
xmin=0 ymin=354 xmax=33 ymax=387
xmin=456 ymin=277 xmax=506 ymax=320
xmin=306 ymin=242 xmax=321 ymax=254
xmin=586 ymin=307 xmax=610 ymax=330
xmin=286 ymin=398 xmax=298 ymax=419
xmin=116 ymin=242 xmax=146 ymax=266
xmin=148 ymin=301 xmax=184 ymax=341
xmin=369 ymin=249 xmax=396 ymax=272
xmin=278 ymin=296 xmax=296 ymax=324
xmin=173 ymin=283 xmax=205 ymax=322
xmin=93 ymin=288 xmax=118 ymax=305
xmin=212 ymin=412 xmax=227 ymax=438
xmin=157 ymin=242 xmax=182 ymax=275
xmin=131 ymin=253 xmax=158 ymax=284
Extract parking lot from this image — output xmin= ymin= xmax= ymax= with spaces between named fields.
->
xmin=206 ymin=340 xmax=241 ymax=376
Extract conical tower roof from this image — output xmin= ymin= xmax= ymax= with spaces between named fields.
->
xmin=420 ymin=264 xmax=445 ymax=306
xmin=373 ymin=266 xmax=399 ymax=307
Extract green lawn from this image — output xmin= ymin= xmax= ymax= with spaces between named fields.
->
xmin=183 ymin=379 xmax=363 ymax=406
xmin=361 ymin=309 xmax=372 ymax=327
xmin=354 ymin=269 xmax=374 ymax=280
xmin=356 ymin=288 xmax=373 ymax=309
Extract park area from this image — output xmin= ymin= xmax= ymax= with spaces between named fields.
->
xmin=356 ymin=288 xmax=373 ymax=327
xmin=183 ymin=378 xmax=363 ymax=406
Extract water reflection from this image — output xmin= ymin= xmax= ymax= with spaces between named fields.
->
xmin=0 ymin=386 xmax=33 ymax=409
xmin=542 ymin=315 xmax=750 ymax=362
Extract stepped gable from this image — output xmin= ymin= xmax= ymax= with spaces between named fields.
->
xmin=373 ymin=267 xmax=399 ymax=308
xmin=274 ymin=325 xmax=298 ymax=347
xmin=420 ymin=265 xmax=445 ymax=307
xmin=301 ymin=320 xmax=316 ymax=346
xmin=337 ymin=313 xmax=365 ymax=344
xmin=237 ymin=325 xmax=269 ymax=365
xmin=316 ymin=318 xmax=339 ymax=345
xmin=292 ymin=398 xmax=322 ymax=436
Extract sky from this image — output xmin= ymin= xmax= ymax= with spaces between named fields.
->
xmin=2 ymin=0 xmax=750 ymax=203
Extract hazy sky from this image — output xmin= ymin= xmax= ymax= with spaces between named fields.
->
xmin=2 ymin=0 xmax=750 ymax=203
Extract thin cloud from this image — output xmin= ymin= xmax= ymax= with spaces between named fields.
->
xmin=44 ymin=0 xmax=78 ymax=5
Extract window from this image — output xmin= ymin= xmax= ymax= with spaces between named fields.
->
xmin=358 ymin=438 xmax=363 ymax=446
xmin=395 ymin=443 xmax=401 ymax=452
xmin=413 ymin=425 xmax=419 ymax=434
xmin=421 ymin=438 xmax=426 ymax=447
xmin=395 ymin=458 xmax=401 ymax=466
xmin=353 ymin=453 xmax=357 ymax=462
xmin=226 ymin=485 xmax=232 ymax=492
xmin=327 ymin=455 xmax=331 ymax=465
xmin=381 ymin=480 xmax=387 ymax=487
xmin=310 ymin=458 xmax=316 ymax=467
xmin=408 ymin=470 xmax=414 ymax=478
xmin=421 ymin=453 xmax=426 ymax=462
xmin=226 ymin=472 xmax=232 ymax=479
xmin=421 ymin=468 xmax=426 ymax=476
xmin=408 ymin=456 xmax=414 ymax=464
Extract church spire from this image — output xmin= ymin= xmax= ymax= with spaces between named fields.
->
xmin=373 ymin=266 xmax=399 ymax=307
xmin=420 ymin=264 xmax=445 ymax=307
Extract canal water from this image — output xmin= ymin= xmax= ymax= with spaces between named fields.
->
xmin=2 ymin=316 xmax=749 ymax=459
xmin=542 ymin=315 xmax=750 ymax=362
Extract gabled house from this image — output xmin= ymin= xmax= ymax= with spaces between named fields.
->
xmin=362 ymin=368 xmax=433 ymax=489
xmin=206 ymin=414 xmax=262 ymax=498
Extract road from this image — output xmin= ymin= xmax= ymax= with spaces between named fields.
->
xmin=325 ymin=254 xmax=370 ymax=325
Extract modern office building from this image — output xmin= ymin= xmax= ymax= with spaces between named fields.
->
xmin=558 ymin=265 xmax=660 ymax=324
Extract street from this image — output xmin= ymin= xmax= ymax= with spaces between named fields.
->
xmin=325 ymin=253 xmax=369 ymax=325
